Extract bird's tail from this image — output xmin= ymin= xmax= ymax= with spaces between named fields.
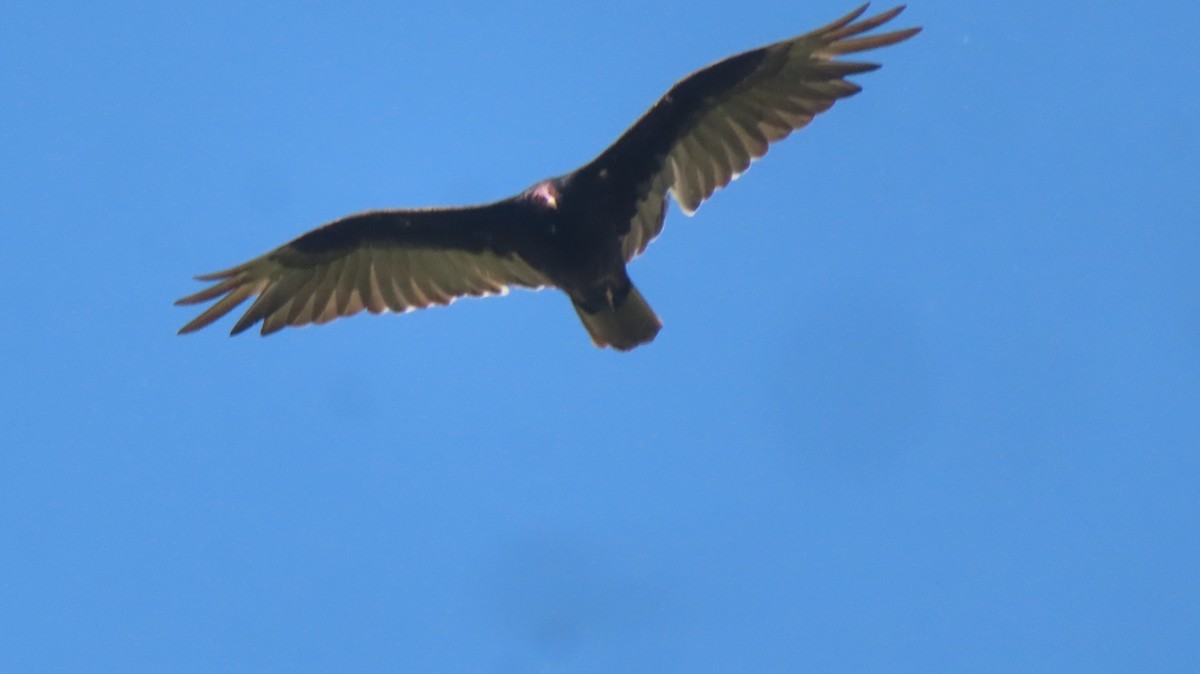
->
xmin=572 ymin=284 xmax=662 ymax=351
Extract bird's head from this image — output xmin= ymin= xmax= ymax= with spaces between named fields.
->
xmin=525 ymin=181 xmax=560 ymax=210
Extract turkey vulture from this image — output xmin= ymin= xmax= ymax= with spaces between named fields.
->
xmin=177 ymin=4 xmax=919 ymax=351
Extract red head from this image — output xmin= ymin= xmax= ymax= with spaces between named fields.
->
xmin=527 ymin=181 xmax=559 ymax=210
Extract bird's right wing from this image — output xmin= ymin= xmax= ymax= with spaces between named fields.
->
xmin=583 ymin=4 xmax=919 ymax=261
xmin=176 ymin=206 xmax=547 ymax=336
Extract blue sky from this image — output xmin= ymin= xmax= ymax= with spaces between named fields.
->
xmin=3 ymin=1 xmax=1198 ymax=671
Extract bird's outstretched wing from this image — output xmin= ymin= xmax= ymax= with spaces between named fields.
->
xmin=176 ymin=206 xmax=547 ymax=336
xmin=584 ymin=4 xmax=920 ymax=261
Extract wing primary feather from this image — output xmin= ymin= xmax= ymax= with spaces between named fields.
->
xmin=449 ymin=252 xmax=481 ymax=296
xmin=801 ymin=60 xmax=882 ymax=78
xmin=722 ymin=103 xmax=771 ymax=156
xmin=427 ymin=254 xmax=464 ymax=301
xmin=667 ymin=151 xmax=700 ymax=215
xmin=260 ymin=299 xmax=295 ymax=335
xmin=177 ymin=282 xmax=261 ymax=335
xmin=344 ymin=252 xmax=370 ymax=316
xmin=310 ymin=257 xmax=346 ymax=324
xmin=725 ymin=114 xmax=768 ymax=162
xmin=666 ymin=146 xmax=698 ymax=211
xmin=364 ymin=253 xmax=388 ymax=314
xmin=231 ymin=268 xmax=316 ymax=335
xmin=407 ymin=276 xmax=431 ymax=307
xmin=681 ymin=135 xmax=716 ymax=203
xmin=335 ymin=251 xmax=361 ymax=315
xmin=175 ymin=275 xmax=244 ymax=306
xmin=810 ymin=3 xmax=872 ymax=35
xmin=422 ymin=255 xmax=454 ymax=302
xmin=822 ymin=5 xmax=907 ymax=42
xmin=500 ymin=256 xmax=545 ymax=287
xmin=399 ymin=251 xmax=433 ymax=307
xmin=389 ymin=274 xmax=417 ymax=313
xmin=692 ymin=121 xmax=736 ymax=190
xmin=782 ymin=93 xmax=829 ymax=118
xmin=711 ymin=114 xmax=753 ymax=178
xmin=376 ymin=250 xmax=409 ymax=312
xmin=824 ymin=28 xmax=922 ymax=55
xmin=284 ymin=266 xmax=329 ymax=325
xmin=462 ymin=262 xmax=496 ymax=296
xmin=315 ymin=296 xmax=339 ymax=324
xmin=277 ymin=263 xmax=324 ymax=323
xmin=193 ymin=263 xmax=250 ymax=282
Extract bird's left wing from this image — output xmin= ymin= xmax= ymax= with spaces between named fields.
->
xmin=176 ymin=206 xmax=547 ymax=336
xmin=582 ymin=4 xmax=919 ymax=261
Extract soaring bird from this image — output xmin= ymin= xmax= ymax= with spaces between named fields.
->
xmin=177 ymin=4 xmax=919 ymax=351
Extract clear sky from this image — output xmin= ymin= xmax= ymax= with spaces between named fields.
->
xmin=2 ymin=1 xmax=1198 ymax=671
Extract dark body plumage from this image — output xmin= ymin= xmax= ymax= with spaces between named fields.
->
xmin=177 ymin=4 xmax=919 ymax=350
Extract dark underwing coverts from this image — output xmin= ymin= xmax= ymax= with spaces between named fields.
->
xmin=177 ymin=4 xmax=920 ymax=351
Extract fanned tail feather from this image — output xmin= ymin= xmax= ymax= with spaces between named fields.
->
xmin=572 ymin=284 xmax=662 ymax=351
